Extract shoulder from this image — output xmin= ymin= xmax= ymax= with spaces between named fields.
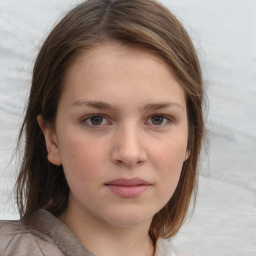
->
xmin=155 ymin=238 xmax=194 ymax=256
xmin=0 ymin=216 xmax=64 ymax=256
xmin=0 ymin=210 xmax=94 ymax=256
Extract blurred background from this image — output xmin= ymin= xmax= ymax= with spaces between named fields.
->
xmin=0 ymin=1 xmax=255 ymax=255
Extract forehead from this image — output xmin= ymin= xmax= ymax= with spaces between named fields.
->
xmin=65 ymin=41 xmax=178 ymax=83
xmin=60 ymin=41 xmax=186 ymax=109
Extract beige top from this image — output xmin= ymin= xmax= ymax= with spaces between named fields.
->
xmin=0 ymin=209 xmax=191 ymax=256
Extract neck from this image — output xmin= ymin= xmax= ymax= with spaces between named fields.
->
xmin=59 ymin=207 xmax=155 ymax=256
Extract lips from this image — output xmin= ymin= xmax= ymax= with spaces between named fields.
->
xmin=105 ymin=178 xmax=152 ymax=198
xmin=106 ymin=178 xmax=150 ymax=186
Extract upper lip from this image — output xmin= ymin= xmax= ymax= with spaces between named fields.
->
xmin=105 ymin=178 xmax=151 ymax=186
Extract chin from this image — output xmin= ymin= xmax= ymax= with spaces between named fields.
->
xmin=102 ymin=209 xmax=153 ymax=228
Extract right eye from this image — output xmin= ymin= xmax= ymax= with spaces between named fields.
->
xmin=146 ymin=114 xmax=172 ymax=127
xmin=83 ymin=115 xmax=109 ymax=127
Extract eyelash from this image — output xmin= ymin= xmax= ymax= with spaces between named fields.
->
xmin=81 ymin=114 xmax=173 ymax=127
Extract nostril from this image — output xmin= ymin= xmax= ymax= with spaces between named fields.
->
xmin=115 ymin=159 xmax=124 ymax=165
xmin=114 ymin=157 xmax=146 ymax=167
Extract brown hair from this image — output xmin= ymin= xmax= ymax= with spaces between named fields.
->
xmin=16 ymin=0 xmax=205 ymax=243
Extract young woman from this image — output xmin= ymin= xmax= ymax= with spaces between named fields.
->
xmin=0 ymin=0 xmax=205 ymax=255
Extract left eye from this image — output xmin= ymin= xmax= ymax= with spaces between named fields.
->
xmin=147 ymin=115 xmax=170 ymax=126
xmin=83 ymin=115 xmax=109 ymax=127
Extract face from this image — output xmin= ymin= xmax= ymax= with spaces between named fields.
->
xmin=40 ymin=42 xmax=189 ymax=229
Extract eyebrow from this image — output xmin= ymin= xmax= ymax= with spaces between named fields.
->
xmin=72 ymin=100 xmax=116 ymax=110
xmin=144 ymin=102 xmax=183 ymax=111
xmin=72 ymin=100 xmax=183 ymax=111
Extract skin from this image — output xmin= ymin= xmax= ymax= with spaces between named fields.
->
xmin=38 ymin=41 xmax=189 ymax=256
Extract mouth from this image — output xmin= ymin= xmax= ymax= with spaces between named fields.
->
xmin=104 ymin=178 xmax=152 ymax=198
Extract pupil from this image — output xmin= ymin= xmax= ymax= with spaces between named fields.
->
xmin=91 ymin=116 xmax=102 ymax=125
xmin=152 ymin=116 xmax=163 ymax=125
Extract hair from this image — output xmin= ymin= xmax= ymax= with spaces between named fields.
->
xmin=16 ymin=0 xmax=205 ymax=244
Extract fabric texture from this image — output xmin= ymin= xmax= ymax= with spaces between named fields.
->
xmin=0 ymin=209 xmax=191 ymax=256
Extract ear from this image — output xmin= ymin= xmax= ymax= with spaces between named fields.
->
xmin=184 ymin=149 xmax=190 ymax=161
xmin=37 ymin=114 xmax=62 ymax=166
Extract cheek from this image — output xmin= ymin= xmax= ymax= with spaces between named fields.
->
xmin=152 ymin=136 xmax=187 ymax=169
xmin=58 ymin=136 xmax=108 ymax=188
xmin=151 ymin=138 xmax=187 ymax=194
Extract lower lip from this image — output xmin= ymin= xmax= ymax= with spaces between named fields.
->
xmin=105 ymin=184 xmax=151 ymax=198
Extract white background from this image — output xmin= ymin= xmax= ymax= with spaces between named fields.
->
xmin=0 ymin=1 xmax=255 ymax=255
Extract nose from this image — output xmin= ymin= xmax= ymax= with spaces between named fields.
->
xmin=111 ymin=124 xmax=147 ymax=168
